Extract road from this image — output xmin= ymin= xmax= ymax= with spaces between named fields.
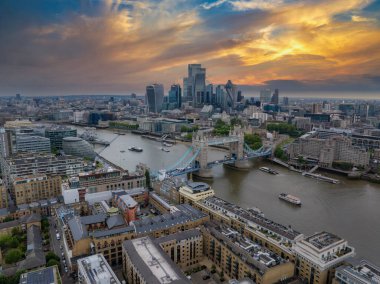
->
xmin=48 ymin=217 xmax=72 ymax=283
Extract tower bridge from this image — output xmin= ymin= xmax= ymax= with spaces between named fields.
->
xmin=153 ymin=126 xmax=272 ymax=179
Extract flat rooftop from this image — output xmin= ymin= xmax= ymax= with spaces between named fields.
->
xmin=336 ymin=260 xmax=380 ymax=284
xmin=78 ymin=254 xmax=121 ymax=284
xmin=205 ymin=223 xmax=286 ymax=271
xmin=185 ymin=181 xmax=210 ymax=193
xmin=305 ymin=232 xmax=342 ymax=250
xmin=203 ymin=196 xmax=301 ymax=241
xmin=19 ymin=266 xmax=59 ymax=284
xmin=123 ymin=236 xmax=190 ymax=284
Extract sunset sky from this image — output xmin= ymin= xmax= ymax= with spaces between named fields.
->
xmin=0 ymin=0 xmax=379 ymax=96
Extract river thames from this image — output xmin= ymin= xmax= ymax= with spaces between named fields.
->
xmin=81 ymin=128 xmax=380 ymax=265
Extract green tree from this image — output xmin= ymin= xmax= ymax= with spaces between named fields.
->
xmin=5 ymin=248 xmax=23 ymax=264
xmin=184 ymin=133 xmax=193 ymax=140
xmin=297 ymin=156 xmax=306 ymax=164
xmin=244 ymin=133 xmax=262 ymax=150
xmin=46 ymin=251 xmax=60 ymax=262
xmin=213 ymin=119 xmax=230 ymax=136
xmin=47 ymin=259 xmax=60 ymax=267
xmin=230 ymin=117 xmax=242 ymax=126
xmin=274 ymin=146 xmax=287 ymax=161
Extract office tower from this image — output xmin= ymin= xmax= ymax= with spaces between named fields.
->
xmin=271 ymin=89 xmax=279 ymax=104
xmin=225 ymin=80 xmax=237 ymax=109
xmin=283 ymin=96 xmax=289 ymax=106
xmin=260 ymin=89 xmax=271 ymax=104
xmin=312 ymin=103 xmax=322 ymax=114
xmin=168 ymin=84 xmax=182 ymax=109
xmin=215 ymin=85 xmax=226 ymax=107
xmin=15 ymin=135 xmax=51 ymax=153
xmin=183 ymin=64 xmax=206 ymax=107
xmin=206 ymin=84 xmax=213 ymax=105
xmin=146 ymin=83 xmax=164 ymax=113
xmin=237 ymin=90 xmax=243 ymax=102
xmin=45 ymin=125 xmax=77 ymax=150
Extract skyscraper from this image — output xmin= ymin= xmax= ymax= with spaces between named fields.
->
xmin=146 ymin=84 xmax=164 ymax=113
xmin=260 ymin=89 xmax=271 ymax=104
xmin=225 ymin=80 xmax=237 ymax=109
xmin=183 ymin=64 xmax=206 ymax=107
xmin=283 ymin=96 xmax=289 ymax=106
xmin=271 ymin=89 xmax=279 ymax=104
xmin=168 ymin=84 xmax=182 ymax=109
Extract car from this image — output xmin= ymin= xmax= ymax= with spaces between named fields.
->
xmin=56 ymin=233 xmax=60 ymax=240
xmin=64 ymin=267 xmax=68 ymax=273
xmin=202 ymin=275 xmax=210 ymax=280
xmin=61 ymin=252 xmax=64 ymax=257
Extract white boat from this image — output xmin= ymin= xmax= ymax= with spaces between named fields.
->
xmin=163 ymin=142 xmax=173 ymax=147
xmin=259 ymin=167 xmax=279 ymax=175
xmin=279 ymin=193 xmax=301 ymax=206
xmin=161 ymin=147 xmax=170 ymax=152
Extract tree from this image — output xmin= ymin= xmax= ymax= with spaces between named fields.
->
xmin=274 ymin=146 xmax=287 ymax=161
xmin=5 ymin=248 xmax=23 ymax=264
xmin=244 ymin=133 xmax=262 ymax=150
xmin=145 ymin=170 xmax=151 ymax=189
xmin=46 ymin=251 xmax=60 ymax=262
xmin=47 ymin=259 xmax=60 ymax=267
xmin=184 ymin=133 xmax=193 ymax=140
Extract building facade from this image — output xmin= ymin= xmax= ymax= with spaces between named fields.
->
xmin=13 ymin=175 xmax=61 ymax=205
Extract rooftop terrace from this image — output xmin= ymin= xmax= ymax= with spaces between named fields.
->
xmin=202 ymin=196 xmax=302 ymax=241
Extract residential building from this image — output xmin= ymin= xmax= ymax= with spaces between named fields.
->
xmin=0 ymin=179 xmax=7 ymax=208
xmin=113 ymin=193 xmax=138 ymax=223
xmin=77 ymin=169 xmax=145 ymax=193
xmin=178 ymin=182 xmax=215 ymax=205
xmin=202 ymin=222 xmax=295 ymax=284
xmin=1 ymin=153 xmax=83 ymax=191
xmin=156 ymin=229 xmax=203 ymax=270
xmin=19 ymin=265 xmax=61 ymax=284
xmin=193 ymin=196 xmax=303 ymax=261
xmin=288 ymin=135 xmax=370 ymax=167
xmin=333 ymin=260 xmax=380 ymax=284
xmin=13 ymin=175 xmax=61 ymax=205
xmin=63 ymin=204 xmax=208 ymax=266
xmin=293 ymin=231 xmax=355 ymax=284
xmin=146 ymin=84 xmax=164 ymax=113
xmin=77 ymin=254 xmax=121 ymax=284
xmin=122 ymin=236 xmax=191 ymax=284
xmin=45 ymin=125 xmax=77 ymax=150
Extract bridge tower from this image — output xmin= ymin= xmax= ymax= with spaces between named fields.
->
xmin=193 ymin=133 xmax=213 ymax=179
xmin=229 ymin=126 xmax=251 ymax=169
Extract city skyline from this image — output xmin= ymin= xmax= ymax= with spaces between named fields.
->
xmin=0 ymin=0 xmax=380 ymax=96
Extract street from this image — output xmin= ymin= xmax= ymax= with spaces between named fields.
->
xmin=48 ymin=217 xmax=72 ymax=283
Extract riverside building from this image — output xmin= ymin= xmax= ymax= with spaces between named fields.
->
xmin=293 ymin=231 xmax=355 ymax=284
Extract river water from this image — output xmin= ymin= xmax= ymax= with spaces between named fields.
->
xmin=80 ymin=128 xmax=380 ymax=265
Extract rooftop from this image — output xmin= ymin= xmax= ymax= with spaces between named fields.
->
xmin=204 ymin=222 xmax=287 ymax=273
xmin=19 ymin=266 xmax=59 ymax=284
xmin=123 ymin=236 xmax=190 ymax=284
xmin=202 ymin=196 xmax=301 ymax=241
xmin=78 ymin=254 xmax=121 ymax=284
xmin=336 ymin=260 xmax=380 ymax=284
xmin=184 ymin=181 xmax=210 ymax=193
xmin=305 ymin=231 xmax=342 ymax=250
